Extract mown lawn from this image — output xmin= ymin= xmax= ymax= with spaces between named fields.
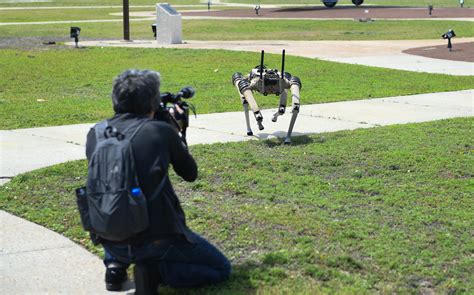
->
xmin=1 ymin=18 xmax=472 ymax=41
xmin=1 ymin=47 xmax=473 ymax=130
xmin=0 ymin=0 xmax=201 ymax=7
xmin=0 ymin=0 xmax=468 ymax=7
xmin=0 ymin=7 xmax=148 ymax=22
xmin=1 ymin=117 xmax=472 ymax=294
xmin=227 ymin=0 xmax=471 ymax=7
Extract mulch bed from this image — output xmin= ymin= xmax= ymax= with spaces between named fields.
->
xmin=183 ymin=6 xmax=474 ymax=19
xmin=403 ymin=41 xmax=474 ymax=62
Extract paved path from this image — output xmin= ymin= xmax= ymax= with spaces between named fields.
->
xmin=1 ymin=15 xmax=472 ymax=26
xmin=77 ymin=39 xmax=474 ymax=76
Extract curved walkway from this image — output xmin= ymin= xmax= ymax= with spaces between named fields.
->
xmin=77 ymin=38 xmax=474 ymax=76
xmin=1 ymin=37 xmax=473 ymax=293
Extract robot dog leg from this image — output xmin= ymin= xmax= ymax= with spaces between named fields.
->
xmin=241 ymin=97 xmax=253 ymax=136
xmin=272 ymin=89 xmax=288 ymax=122
xmin=285 ymin=76 xmax=302 ymax=145
xmin=232 ymin=72 xmax=264 ymax=132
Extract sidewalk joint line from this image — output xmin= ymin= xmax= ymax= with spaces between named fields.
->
xmin=300 ymin=113 xmax=380 ymax=127
xmin=1 ymin=244 xmax=76 ymax=256
xmin=8 ymin=130 xmax=85 ymax=146
xmin=380 ymin=98 xmax=473 ymax=111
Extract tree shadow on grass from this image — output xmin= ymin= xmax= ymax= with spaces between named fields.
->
xmin=158 ymin=261 xmax=272 ymax=294
xmin=261 ymin=134 xmax=315 ymax=148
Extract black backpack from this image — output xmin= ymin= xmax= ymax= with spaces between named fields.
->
xmin=76 ymin=118 xmax=165 ymax=242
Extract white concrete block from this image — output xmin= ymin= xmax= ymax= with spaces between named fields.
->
xmin=156 ymin=3 xmax=182 ymax=44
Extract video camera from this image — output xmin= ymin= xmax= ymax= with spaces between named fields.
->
xmin=154 ymin=86 xmax=196 ymax=145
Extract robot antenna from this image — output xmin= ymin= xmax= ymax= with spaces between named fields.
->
xmin=260 ymin=50 xmax=264 ymax=79
xmin=281 ymin=49 xmax=286 ymax=79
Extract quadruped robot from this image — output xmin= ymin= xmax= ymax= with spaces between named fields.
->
xmin=231 ymin=49 xmax=301 ymax=144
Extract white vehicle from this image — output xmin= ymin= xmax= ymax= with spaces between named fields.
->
xmin=321 ymin=0 xmax=364 ymax=8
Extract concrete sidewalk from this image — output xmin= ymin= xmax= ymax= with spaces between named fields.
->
xmin=2 ymin=89 xmax=473 ymax=184
xmin=77 ymin=39 xmax=474 ymax=76
xmin=1 ymin=90 xmax=473 ymax=293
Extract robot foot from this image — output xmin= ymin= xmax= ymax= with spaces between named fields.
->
xmin=271 ymin=113 xmax=278 ymax=122
xmin=284 ymin=137 xmax=292 ymax=145
xmin=272 ymin=106 xmax=286 ymax=122
xmin=254 ymin=111 xmax=264 ymax=130
xmin=247 ymin=131 xmax=253 ymax=136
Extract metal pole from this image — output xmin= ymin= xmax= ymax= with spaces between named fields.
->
xmin=281 ymin=49 xmax=285 ymax=79
xmin=123 ymin=0 xmax=130 ymax=41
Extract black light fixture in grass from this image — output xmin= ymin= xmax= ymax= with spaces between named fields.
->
xmin=255 ymin=5 xmax=261 ymax=15
xmin=442 ymin=29 xmax=456 ymax=51
xmin=151 ymin=23 xmax=157 ymax=38
xmin=70 ymin=26 xmax=81 ymax=48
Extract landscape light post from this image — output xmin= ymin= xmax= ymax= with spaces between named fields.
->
xmin=123 ymin=0 xmax=130 ymax=41
xmin=442 ymin=29 xmax=456 ymax=52
xmin=255 ymin=5 xmax=261 ymax=15
xmin=70 ymin=27 xmax=81 ymax=48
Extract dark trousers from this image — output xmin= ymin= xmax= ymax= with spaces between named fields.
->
xmin=103 ymin=232 xmax=231 ymax=288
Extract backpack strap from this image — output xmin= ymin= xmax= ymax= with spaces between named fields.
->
xmin=150 ymin=175 xmax=168 ymax=201
xmin=124 ymin=118 xmax=151 ymax=141
xmin=148 ymin=175 xmax=168 ymax=202
xmin=94 ymin=120 xmax=109 ymax=143
xmin=95 ymin=117 xmax=150 ymax=143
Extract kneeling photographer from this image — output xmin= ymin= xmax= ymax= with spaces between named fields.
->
xmin=84 ymin=69 xmax=231 ymax=293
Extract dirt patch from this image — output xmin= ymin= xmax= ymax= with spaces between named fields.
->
xmin=403 ymin=41 xmax=474 ymax=62
xmin=183 ymin=6 xmax=474 ymax=19
xmin=0 ymin=37 xmax=115 ymax=49
xmin=0 ymin=37 xmax=69 ymax=49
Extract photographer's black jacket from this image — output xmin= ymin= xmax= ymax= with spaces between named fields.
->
xmin=86 ymin=113 xmax=198 ymax=244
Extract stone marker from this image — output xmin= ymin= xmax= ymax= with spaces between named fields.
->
xmin=156 ymin=3 xmax=182 ymax=44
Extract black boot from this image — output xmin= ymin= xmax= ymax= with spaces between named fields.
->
xmin=105 ymin=263 xmax=128 ymax=291
xmin=134 ymin=262 xmax=160 ymax=295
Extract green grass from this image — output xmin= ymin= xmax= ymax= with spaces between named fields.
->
xmin=181 ymin=19 xmax=474 ymax=41
xmin=270 ymin=0 xmax=467 ymax=8
xmin=0 ymin=6 xmax=239 ymax=22
xmin=1 ymin=47 xmax=473 ymax=130
xmin=1 ymin=18 xmax=472 ymax=41
xmin=224 ymin=0 xmax=472 ymax=7
xmin=0 ymin=0 xmax=469 ymax=7
xmin=0 ymin=0 xmax=201 ymax=7
xmin=0 ymin=7 xmax=149 ymax=22
xmin=1 ymin=117 xmax=473 ymax=293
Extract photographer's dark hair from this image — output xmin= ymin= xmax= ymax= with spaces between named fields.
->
xmin=112 ymin=69 xmax=161 ymax=115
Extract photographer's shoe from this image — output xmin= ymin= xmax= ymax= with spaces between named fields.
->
xmin=105 ymin=264 xmax=128 ymax=291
